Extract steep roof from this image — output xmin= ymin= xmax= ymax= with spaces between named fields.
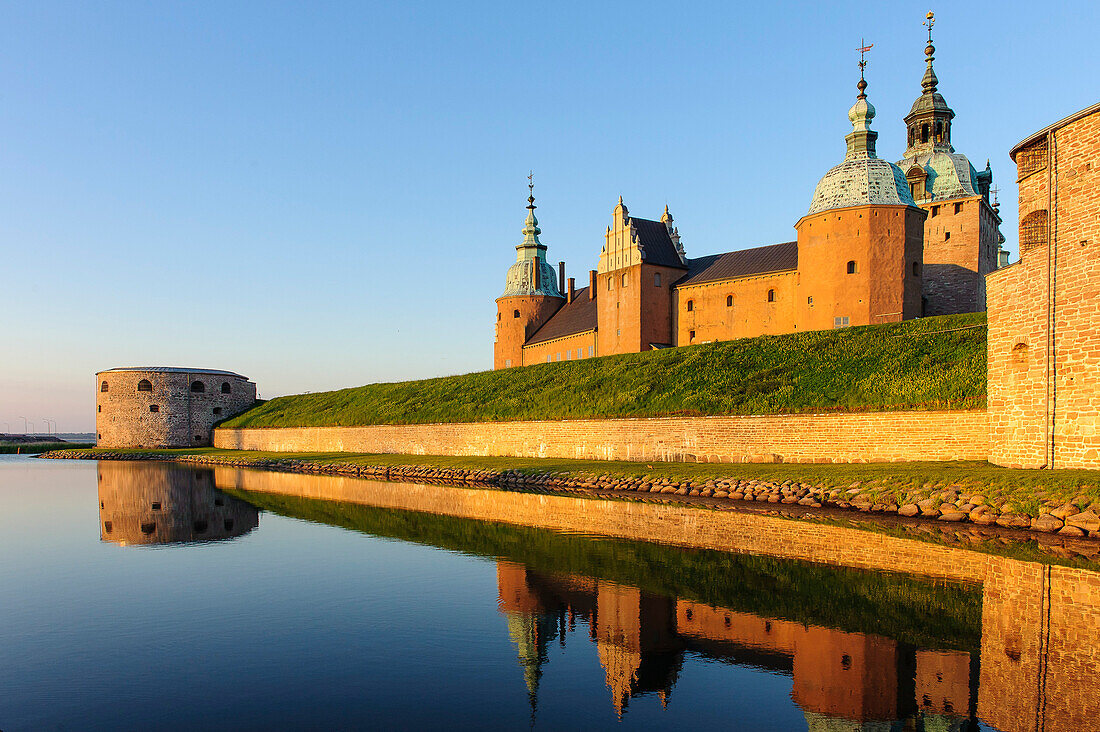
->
xmin=676 ymin=241 xmax=798 ymax=287
xmin=525 ymin=287 xmax=598 ymax=346
xmin=630 ymin=217 xmax=687 ymax=269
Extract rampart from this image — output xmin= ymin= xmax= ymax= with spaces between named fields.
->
xmin=214 ymin=409 xmax=988 ymax=464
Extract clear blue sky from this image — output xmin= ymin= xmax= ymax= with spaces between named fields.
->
xmin=2 ymin=0 xmax=1097 ymax=432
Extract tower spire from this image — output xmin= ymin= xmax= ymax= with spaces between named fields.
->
xmin=922 ymin=11 xmax=938 ymax=94
xmin=857 ymin=39 xmax=872 ymax=99
xmin=845 ymin=40 xmax=878 ymax=158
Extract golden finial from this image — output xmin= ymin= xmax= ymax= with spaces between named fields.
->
xmin=856 ymin=39 xmax=873 ymax=98
xmin=924 ymin=11 xmax=935 ymax=44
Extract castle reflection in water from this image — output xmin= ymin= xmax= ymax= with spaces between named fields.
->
xmin=97 ymin=461 xmax=258 ymax=546
xmin=497 ymin=562 xmax=974 ymax=730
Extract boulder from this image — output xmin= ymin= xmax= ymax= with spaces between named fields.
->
xmin=1031 ymin=515 xmax=1064 ymax=533
xmin=898 ymin=504 xmax=920 ymax=517
xmin=1066 ymin=510 xmax=1100 ymax=533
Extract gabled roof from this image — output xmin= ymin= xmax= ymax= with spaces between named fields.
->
xmin=675 ymin=241 xmax=798 ymax=288
xmin=630 ymin=217 xmax=687 ymax=269
xmin=525 ymin=287 xmax=598 ymax=346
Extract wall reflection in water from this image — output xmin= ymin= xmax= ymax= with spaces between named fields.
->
xmin=97 ymin=461 xmax=258 ymax=545
xmin=497 ymin=562 xmax=975 ymax=729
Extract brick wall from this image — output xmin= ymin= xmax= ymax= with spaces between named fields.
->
xmin=521 ymin=330 xmax=595 ymax=365
xmin=675 ymin=271 xmax=798 ymax=345
xmin=987 ymin=105 xmax=1100 ymax=469
xmin=919 ymin=195 xmax=1000 ymax=315
xmin=214 ymin=409 xmax=988 ymax=464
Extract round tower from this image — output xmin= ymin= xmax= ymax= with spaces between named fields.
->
xmin=494 ymin=180 xmax=564 ymax=369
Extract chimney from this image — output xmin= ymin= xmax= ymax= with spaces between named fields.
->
xmin=589 ymin=269 xmax=597 ymax=300
xmin=533 ymin=260 xmax=540 ymax=290
xmin=567 ymin=277 xmax=575 ymax=303
xmin=558 ymin=261 xmax=566 ymax=294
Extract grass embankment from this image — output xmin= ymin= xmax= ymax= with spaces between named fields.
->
xmin=224 ymin=313 xmax=987 ymax=428
xmin=0 ymin=442 xmax=94 ymax=454
xmin=227 ymin=488 xmax=982 ymax=651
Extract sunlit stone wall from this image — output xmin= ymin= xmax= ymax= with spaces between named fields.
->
xmin=214 ymin=409 xmax=988 ymax=464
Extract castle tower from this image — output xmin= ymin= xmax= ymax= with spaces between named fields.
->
xmin=596 ymin=197 xmax=687 ymax=355
xmin=896 ymin=12 xmax=1004 ymax=315
xmin=494 ymin=179 xmax=565 ymax=369
xmin=794 ymin=47 xmax=925 ymax=330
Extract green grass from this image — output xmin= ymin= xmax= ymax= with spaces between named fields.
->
xmin=227 ymin=488 xmax=982 ymax=651
xmin=0 ymin=442 xmax=94 ymax=454
xmin=223 ymin=313 xmax=987 ymax=428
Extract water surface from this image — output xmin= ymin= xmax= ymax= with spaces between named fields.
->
xmin=2 ymin=456 xmax=1096 ymax=730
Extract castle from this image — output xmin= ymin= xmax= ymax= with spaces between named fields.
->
xmin=494 ymin=15 xmax=1005 ymax=368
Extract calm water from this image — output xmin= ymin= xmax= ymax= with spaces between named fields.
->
xmin=1 ymin=456 xmax=1096 ymax=731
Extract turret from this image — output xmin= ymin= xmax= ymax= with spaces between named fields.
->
xmin=494 ymin=178 xmax=565 ymax=369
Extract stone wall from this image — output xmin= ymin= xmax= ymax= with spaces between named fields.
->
xmin=214 ymin=409 xmax=988 ymax=464
xmin=988 ymin=104 xmax=1100 ymax=469
xmin=919 ymin=194 xmax=1001 ymax=315
xmin=97 ymin=368 xmax=257 ymax=449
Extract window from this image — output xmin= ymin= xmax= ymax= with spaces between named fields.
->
xmin=513 ymin=309 xmax=520 ymax=318
xmin=151 ymin=502 xmax=161 ymax=511
xmin=954 ymin=202 xmax=963 ymax=215
xmin=224 ymin=518 xmax=235 ymax=532
xmin=137 ymin=379 xmax=152 ymax=392
xmin=654 ymin=273 xmax=661 ymax=287
xmin=1020 ymin=210 xmax=1049 ymax=252
xmin=689 ymin=330 xmax=696 ymax=341
xmin=149 ymin=405 xmax=159 ymax=413
xmin=767 ymin=289 xmax=776 ymax=302
xmin=194 ymin=520 xmax=208 ymax=534
xmin=841 ymin=654 xmax=853 ymax=670
xmin=588 ymin=347 xmax=594 ymax=357
xmin=944 ymin=231 xmax=951 ymax=241
xmin=100 ymin=381 xmax=109 ymax=392
xmin=98 ymin=405 xmax=101 ymax=413
xmin=546 ymin=355 xmax=551 ymax=363
xmin=912 ymin=261 xmax=920 ymax=276
xmin=140 ymin=522 xmax=156 ymax=535
xmin=505 ymin=359 xmax=512 ymax=367
xmin=846 ymin=260 xmax=857 ymax=274
xmin=497 ymin=312 xmax=501 ymax=321
xmin=194 ymin=434 xmax=203 ymax=442
xmin=221 ymin=382 xmax=231 ymax=394
xmin=686 ymin=300 xmax=694 ymax=311
xmin=921 ymin=123 xmax=929 ymax=143
xmin=190 ymin=381 xmax=205 ymax=393
xmin=834 ymin=316 xmax=850 ymax=328
xmin=622 ymin=273 xmax=628 ymax=287
xmin=807 ymin=296 xmax=814 ymax=306
xmin=607 ymin=277 xmax=612 ymax=291
xmin=213 ymin=407 xmax=223 ymax=416
xmin=104 ymin=521 xmax=112 ymax=533
xmin=726 ymin=295 xmax=733 ymax=307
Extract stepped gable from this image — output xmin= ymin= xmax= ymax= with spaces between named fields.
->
xmin=525 ymin=287 xmax=597 ymax=345
xmin=629 ymin=217 xmax=688 ymax=269
xmin=676 ymin=241 xmax=798 ymax=287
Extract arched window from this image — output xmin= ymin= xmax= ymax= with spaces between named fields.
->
xmin=767 ymin=289 xmax=776 ymax=302
xmin=726 ymin=295 xmax=733 ymax=307
xmin=190 ymin=381 xmax=205 ymax=393
xmin=100 ymin=381 xmax=109 ymax=392
xmin=846 ymin=260 xmax=857 ymax=274
xmin=220 ymin=382 xmax=231 ymax=394
xmin=1020 ymin=210 xmax=1049 ymax=252
xmin=137 ymin=379 xmax=152 ymax=392
xmin=654 ymin=273 xmax=661 ymax=287
xmin=921 ymin=123 xmax=929 ymax=143
xmin=912 ymin=261 xmax=920 ymax=276
xmin=513 ymin=309 xmax=520 ymax=318
xmin=686 ymin=300 xmax=694 ymax=312
xmin=621 ymin=273 xmax=628 ymax=287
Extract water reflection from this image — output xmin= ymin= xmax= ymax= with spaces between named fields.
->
xmin=97 ymin=461 xmax=258 ymax=545
xmin=497 ymin=562 xmax=974 ymax=729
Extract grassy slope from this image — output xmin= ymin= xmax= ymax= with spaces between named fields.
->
xmin=224 ymin=313 xmax=986 ymax=428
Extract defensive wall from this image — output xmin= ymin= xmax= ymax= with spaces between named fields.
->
xmin=213 ymin=409 xmax=988 ymax=464
xmin=214 ymin=467 xmax=1100 ymax=731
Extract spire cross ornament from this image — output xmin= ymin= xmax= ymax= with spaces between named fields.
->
xmin=856 ymin=39 xmax=873 ymax=98
xmin=924 ymin=11 xmax=935 ymax=43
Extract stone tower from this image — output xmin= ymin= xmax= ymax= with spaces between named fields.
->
xmin=494 ymin=181 xmax=564 ymax=369
xmin=596 ymin=198 xmax=687 ymax=355
xmin=896 ymin=12 xmax=1004 ymax=315
xmin=794 ymin=56 xmax=925 ymax=330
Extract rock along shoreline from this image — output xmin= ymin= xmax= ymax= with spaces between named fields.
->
xmin=41 ymin=448 xmax=1100 ymax=545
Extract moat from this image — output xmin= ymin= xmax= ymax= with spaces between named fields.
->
xmin=2 ymin=455 xmax=1097 ymax=731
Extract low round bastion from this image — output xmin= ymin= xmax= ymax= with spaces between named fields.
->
xmin=96 ymin=367 xmax=257 ymax=448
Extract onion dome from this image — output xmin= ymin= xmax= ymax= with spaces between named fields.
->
xmin=807 ymin=65 xmax=915 ymax=215
xmin=501 ymin=179 xmax=563 ymax=298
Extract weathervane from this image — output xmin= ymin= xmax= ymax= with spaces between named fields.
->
xmin=857 ymin=38 xmax=873 ymax=98
xmin=527 ymin=170 xmax=535 ymax=210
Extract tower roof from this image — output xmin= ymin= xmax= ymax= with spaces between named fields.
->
xmin=901 ymin=11 xmax=956 ymax=158
xmin=500 ymin=177 xmax=563 ymax=298
xmin=806 ymin=49 xmax=915 ymax=215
